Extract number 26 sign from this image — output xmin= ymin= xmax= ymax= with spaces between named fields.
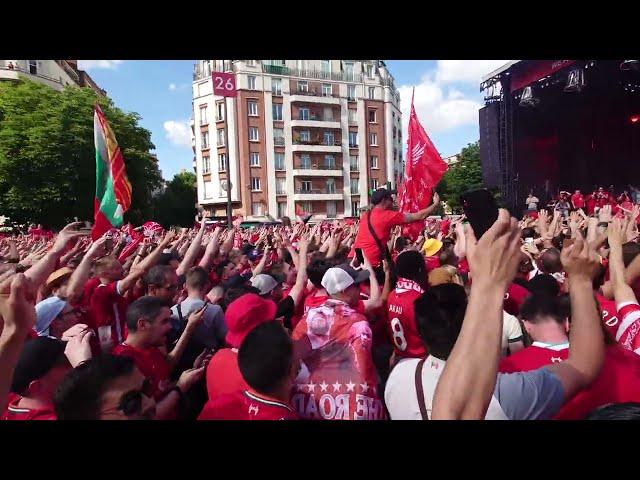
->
xmin=212 ymin=72 xmax=236 ymax=97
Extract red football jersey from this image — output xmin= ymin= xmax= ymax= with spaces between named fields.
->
xmin=499 ymin=343 xmax=569 ymax=374
xmin=615 ymin=302 xmax=640 ymax=355
xmin=205 ymin=348 xmax=249 ymax=402
xmin=595 ymin=294 xmax=620 ymax=339
xmin=112 ymin=343 xmax=172 ymax=400
xmin=82 ymin=278 xmax=128 ymax=352
xmin=198 ymin=390 xmax=298 ymax=420
xmin=1 ymin=394 xmax=56 ymax=420
xmin=504 ymin=283 xmax=530 ymax=316
xmin=386 ymin=278 xmax=426 ymax=358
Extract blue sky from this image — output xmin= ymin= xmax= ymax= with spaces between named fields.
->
xmin=79 ymin=60 xmax=509 ymax=180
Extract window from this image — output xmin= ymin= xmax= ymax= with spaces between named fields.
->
xmin=347 ymin=84 xmax=356 ymax=101
xmin=300 ymin=130 xmax=310 ymax=142
xmin=371 ymin=179 xmax=379 ymax=190
xmin=322 ymin=84 xmax=332 ymax=97
xmin=216 ymin=129 xmax=224 ymax=146
xmin=326 ymin=201 xmax=337 ymax=218
xmin=250 ymin=152 xmax=260 ymax=167
xmin=349 ymin=132 xmax=358 ymax=148
xmin=344 ymin=61 xmax=354 ymax=79
xmin=277 ymin=202 xmax=287 ymax=218
xmin=371 ymin=155 xmax=379 ymax=169
xmin=323 ymin=107 xmax=333 ymax=121
xmin=369 ymin=133 xmax=378 ymax=146
xmin=218 ymin=153 xmax=226 ymax=172
xmin=323 ymin=132 xmax=334 ymax=146
xmin=200 ymin=105 xmax=208 ymax=125
xmin=275 ymin=152 xmax=285 ymax=170
xmin=215 ymin=60 xmax=223 ymax=71
xmin=202 ymin=155 xmax=211 ymax=174
xmin=219 ymin=181 xmax=227 ymax=197
xmin=251 ymin=177 xmax=261 ymax=191
xmin=368 ymin=87 xmax=375 ymax=99
xmin=324 ymin=155 xmax=335 ymax=168
xmin=216 ymin=102 xmax=225 ymax=121
xmin=274 ymin=128 xmax=284 ymax=145
xmin=321 ymin=60 xmax=331 ymax=74
xmin=301 ymin=180 xmax=312 ymax=192
xmin=272 ymin=78 xmax=282 ymax=96
xmin=352 ymin=200 xmax=360 ymax=216
xmin=366 ymin=64 xmax=373 ymax=78
xmin=326 ymin=179 xmax=335 ymax=194
xmin=248 ymin=76 xmax=257 ymax=90
xmin=298 ymin=80 xmax=308 ymax=93
xmin=393 ymin=126 xmax=396 ymax=138
xmin=348 ymin=109 xmax=357 ymax=123
xmin=246 ymin=60 xmax=256 ymax=66
xmin=201 ymin=131 xmax=209 ymax=149
xmin=248 ymin=100 xmax=258 ymax=116
xmin=28 ymin=60 xmax=37 ymax=75
xmin=368 ymin=109 xmax=377 ymax=123
xmin=252 ymin=202 xmax=263 ymax=216
xmin=204 ymin=181 xmax=213 ymax=199
xmin=351 ymin=178 xmax=359 ymax=194
xmin=299 ymin=108 xmax=310 ymax=120
xmin=249 ymin=127 xmax=259 ymax=141
xmin=201 ymin=60 xmax=211 ymax=77
xmin=350 ymin=155 xmax=358 ymax=171
xmin=300 ymin=202 xmax=313 ymax=214
xmin=276 ymin=177 xmax=286 ymax=195
xmin=272 ymin=103 xmax=283 ymax=121
xmin=300 ymin=154 xmax=311 ymax=169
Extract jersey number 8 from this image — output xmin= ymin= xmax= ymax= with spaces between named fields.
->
xmin=390 ymin=317 xmax=407 ymax=351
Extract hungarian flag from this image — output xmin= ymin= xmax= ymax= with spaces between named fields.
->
xmin=295 ymin=204 xmax=312 ymax=224
xmin=92 ymin=105 xmax=132 ymax=240
xmin=398 ymin=91 xmax=448 ymax=241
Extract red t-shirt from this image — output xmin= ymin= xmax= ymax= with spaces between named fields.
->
xmin=1 ymin=394 xmax=56 ymax=420
xmin=571 ymin=194 xmax=585 ymax=209
xmin=353 ymin=208 xmax=405 ymax=266
xmin=615 ymin=302 xmax=640 ymax=354
xmin=595 ymin=294 xmax=620 ymax=339
xmin=585 ymin=195 xmax=597 ymax=214
xmin=198 ymin=390 xmax=298 ymax=420
xmin=112 ymin=343 xmax=172 ymax=400
xmin=424 ymin=256 xmax=441 ymax=272
xmin=440 ymin=219 xmax=451 ymax=236
xmin=386 ymin=278 xmax=426 ymax=359
xmin=82 ymin=278 xmax=128 ymax=353
xmin=205 ymin=348 xmax=249 ymax=402
xmin=504 ymin=283 xmax=530 ymax=316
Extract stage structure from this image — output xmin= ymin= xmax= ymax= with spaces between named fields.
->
xmin=479 ymin=60 xmax=640 ymax=212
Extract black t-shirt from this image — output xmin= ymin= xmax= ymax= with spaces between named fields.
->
xmin=275 ymin=295 xmax=295 ymax=330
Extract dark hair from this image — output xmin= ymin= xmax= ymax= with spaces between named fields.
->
xmin=396 ymin=250 xmax=427 ymax=284
xmin=215 ymin=260 xmax=233 ymax=278
xmin=238 ymin=321 xmax=293 ymax=396
xmin=185 ymin=266 xmax=209 ymax=291
xmin=394 ymin=236 xmax=409 ymax=252
xmin=145 ymin=265 xmax=174 ymax=288
xmin=307 ymin=258 xmax=331 ymax=288
xmin=126 ymin=295 xmax=166 ymax=331
xmin=539 ymin=248 xmax=562 ymax=273
xmin=519 ymin=294 xmax=566 ymax=324
xmin=280 ymin=216 xmax=292 ymax=227
xmin=414 ymin=284 xmax=467 ymax=360
xmin=439 ymin=249 xmax=458 ymax=268
xmin=622 ymin=242 xmax=640 ymax=268
xmin=521 ymin=227 xmax=536 ymax=240
xmin=54 ymin=355 xmax=136 ymax=420
xmin=222 ymin=285 xmax=260 ymax=311
xmin=585 ymin=402 xmax=640 ymax=420
xmin=527 ymin=274 xmax=560 ymax=297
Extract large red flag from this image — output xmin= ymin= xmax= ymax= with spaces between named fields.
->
xmin=398 ymin=92 xmax=448 ymax=241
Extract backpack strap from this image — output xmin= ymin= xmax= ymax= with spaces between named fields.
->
xmin=415 ymin=358 xmax=429 ymax=420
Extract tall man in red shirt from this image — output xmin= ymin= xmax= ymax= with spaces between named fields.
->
xmin=571 ymin=189 xmax=585 ymax=211
xmin=387 ymin=250 xmax=428 ymax=360
xmin=354 ymin=188 xmax=440 ymax=267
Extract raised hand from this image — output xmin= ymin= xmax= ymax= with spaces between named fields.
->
xmin=51 ymin=222 xmax=89 ymax=254
xmin=561 ymin=234 xmax=600 ymax=281
xmin=599 ymin=204 xmax=612 ymax=223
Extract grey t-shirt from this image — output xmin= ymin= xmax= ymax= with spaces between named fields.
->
xmin=170 ymin=297 xmax=227 ymax=350
xmin=494 ymin=367 xmax=565 ymax=420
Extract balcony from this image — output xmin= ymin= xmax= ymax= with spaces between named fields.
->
xmin=293 ymin=189 xmax=343 ymax=201
xmin=293 ymin=164 xmax=343 ymax=177
xmin=290 ymin=89 xmax=340 ymax=105
xmin=291 ymin=114 xmax=340 ymax=129
xmin=262 ymin=64 xmax=289 ymax=75
xmin=274 ymin=137 xmax=285 ymax=146
xmin=291 ymin=137 xmax=342 ymax=153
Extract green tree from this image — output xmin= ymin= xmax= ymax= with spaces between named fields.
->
xmin=437 ymin=141 xmax=484 ymax=211
xmin=0 ymin=79 xmax=162 ymax=228
xmin=153 ymin=171 xmax=197 ymax=228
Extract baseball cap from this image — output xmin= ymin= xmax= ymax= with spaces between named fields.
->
xmin=422 ymin=238 xmax=443 ymax=257
xmin=11 ymin=337 xmax=69 ymax=395
xmin=371 ymin=188 xmax=397 ymax=205
xmin=222 ymin=273 xmax=251 ymax=290
xmin=241 ymin=244 xmax=256 ymax=256
xmin=225 ymin=293 xmax=278 ymax=348
xmin=247 ymin=248 xmax=262 ymax=262
xmin=250 ymin=274 xmax=279 ymax=296
xmin=34 ymin=296 xmax=68 ymax=336
xmin=321 ymin=264 xmax=370 ymax=295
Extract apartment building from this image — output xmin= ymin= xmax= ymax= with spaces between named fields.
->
xmin=191 ymin=60 xmax=402 ymax=221
xmin=0 ymin=60 xmax=105 ymax=95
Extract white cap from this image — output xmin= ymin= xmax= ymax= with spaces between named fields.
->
xmin=321 ymin=265 xmax=369 ymax=295
xmin=250 ymin=274 xmax=279 ymax=296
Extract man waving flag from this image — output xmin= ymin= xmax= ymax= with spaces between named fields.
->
xmin=398 ymin=90 xmax=448 ymax=241
xmin=92 ymin=104 xmax=132 ymax=240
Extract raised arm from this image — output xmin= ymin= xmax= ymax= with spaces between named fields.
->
xmin=66 ymin=236 xmax=109 ymax=304
xmin=402 ymin=192 xmax=440 ymax=224
xmin=606 ymin=218 xmax=638 ymax=305
xmin=176 ymin=220 xmax=206 ymax=276
xmin=287 ymin=235 xmax=310 ymax=307
xmin=118 ymin=232 xmax=176 ymax=294
xmin=361 ymin=253 xmax=382 ymax=313
xmin=432 ymin=210 xmax=522 ymax=420
xmin=198 ymin=227 xmax=222 ymax=270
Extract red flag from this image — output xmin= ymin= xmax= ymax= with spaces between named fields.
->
xmin=398 ymin=91 xmax=448 ymax=241
xmin=295 ymin=204 xmax=312 ymax=224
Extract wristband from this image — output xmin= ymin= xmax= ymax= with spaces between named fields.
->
xmin=597 ymin=222 xmax=610 ymax=228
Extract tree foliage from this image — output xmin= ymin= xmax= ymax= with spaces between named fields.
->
xmin=436 ymin=141 xmax=484 ymax=211
xmin=153 ymin=171 xmax=197 ymax=228
xmin=0 ymin=79 xmax=163 ymax=228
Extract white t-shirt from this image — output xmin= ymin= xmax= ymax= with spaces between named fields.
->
xmin=385 ymin=356 xmax=565 ymax=420
xmin=527 ymin=197 xmax=539 ymax=210
xmin=502 ymin=311 xmax=524 ymax=356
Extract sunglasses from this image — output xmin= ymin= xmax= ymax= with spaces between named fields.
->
xmin=117 ymin=378 xmax=154 ymax=416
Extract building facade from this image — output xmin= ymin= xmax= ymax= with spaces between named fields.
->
xmin=0 ymin=60 xmax=106 ymax=96
xmin=191 ymin=60 xmax=402 ymax=221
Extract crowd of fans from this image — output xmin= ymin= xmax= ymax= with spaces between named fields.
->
xmin=2 ymin=185 xmax=640 ymax=421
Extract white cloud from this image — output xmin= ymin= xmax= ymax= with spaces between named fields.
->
xmin=169 ymin=83 xmax=177 ymax=91
xmin=77 ymin=60 xmax=124 ymax=70
xmin=434 ymin=60 xmax=511 ymax=84
xmin=163 ymin=120 xmax=191 ymax=147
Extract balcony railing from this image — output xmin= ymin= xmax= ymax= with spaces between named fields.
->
xmin=263 ymin=64 xmax=289 ymax=75
xmin=350 ymin=163 xmax=358 ymax=171
xmin=292 ymin=137 xmax=341 ymax=147
xmin=292 ymin=88 xmax=335 ymax=98
xmin=274 ymin=137 xmax=285 ymax=146
xmin=295 ymin=164 xmax=343 ymax=170
xmin=297 ymin=113 xmax=337 ymax=122
xmin=349 ymin=143 xmax=359 ymax=148
xmin=296 ymin=188 xmax=340 ymax=195
xmin=278 ymin=66 xmax=363 ymax=83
